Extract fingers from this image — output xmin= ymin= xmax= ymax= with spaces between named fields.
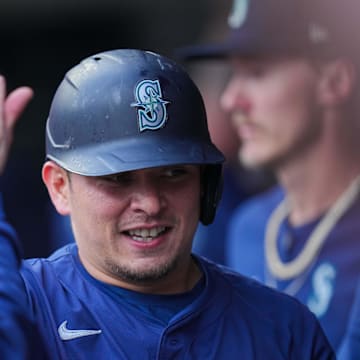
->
xmin=0 ymin=75 xmax=34 ymax=131
xmin=0 ymin=75 xmax=34 ymax=174
xmin=4 ymin=86 xmax=34 ymax=131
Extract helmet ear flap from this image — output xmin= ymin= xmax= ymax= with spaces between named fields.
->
xmin=200 ymin=164 xmax=224 ymax=225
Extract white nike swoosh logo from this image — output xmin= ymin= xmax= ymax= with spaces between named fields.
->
xmin=58 ymin=320 xmax=102 ymax=341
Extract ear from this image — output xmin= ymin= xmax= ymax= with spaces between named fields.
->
xmin=42 ymin=161 xmax=71 ymax=215
xmin=316 ymin=59 xmax=356 ymax=106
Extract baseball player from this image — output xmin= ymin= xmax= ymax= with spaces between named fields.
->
xmin=0 ymin=49 xmax=334 ymax=358
xmin=181 ymin=0 xmax=360 ymax=355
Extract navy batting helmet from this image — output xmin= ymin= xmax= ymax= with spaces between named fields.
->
xmin=45 ymin=49 xmax=224 ymax=224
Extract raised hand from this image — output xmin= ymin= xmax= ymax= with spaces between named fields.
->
xmin=0 ymin=76 xmax=33 ymax=173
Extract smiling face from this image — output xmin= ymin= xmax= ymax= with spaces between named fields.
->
xmin=220 ymin=56 xmax=324 ymax=170
xmin=43 ymin=162 xmax=202 ymax=293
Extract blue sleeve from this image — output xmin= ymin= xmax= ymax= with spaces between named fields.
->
xmin=0 ymin=196 xmax=47 ymax=359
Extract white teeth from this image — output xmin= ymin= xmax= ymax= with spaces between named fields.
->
xmin=149 ymin=228 xmax=157 ymax=237
xmin=128 ymin=226 xmax=165 ymax=241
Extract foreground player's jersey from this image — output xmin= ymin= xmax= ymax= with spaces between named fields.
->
xmin=226 ymin=185 xmax=360 ymax=354
xmin=19 ymin=244 xmax=334 ymax=359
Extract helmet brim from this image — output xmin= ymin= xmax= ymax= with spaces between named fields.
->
xmin=48 ymin=137 xmax=225 ymax=176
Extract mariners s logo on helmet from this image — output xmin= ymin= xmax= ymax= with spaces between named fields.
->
xmin=131 ymin=79 xmax=170 ymax=132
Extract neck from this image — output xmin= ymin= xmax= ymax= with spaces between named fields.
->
xmin=265 ymin=172 xmax=360 ymax=281
xmin=276 ymin=141 xmax=360 ymax=226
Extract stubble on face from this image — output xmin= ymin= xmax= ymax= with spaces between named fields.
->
xmin=103 ymin=253 xmax=180 ymax=285
xmin=71 ymin=165 xmax=202 ymax=292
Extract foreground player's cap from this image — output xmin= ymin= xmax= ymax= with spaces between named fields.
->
xmin=178 ymin=0 xmax=359 ymax=60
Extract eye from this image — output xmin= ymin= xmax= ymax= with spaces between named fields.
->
xmin=162 ymin=166 xmax=188 ymax=179
xmin=102 ymin=172 xmax=133 ymax=185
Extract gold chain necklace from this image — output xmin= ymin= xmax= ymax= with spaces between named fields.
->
xmin=265 ymin=176 xmax=360 ymax=280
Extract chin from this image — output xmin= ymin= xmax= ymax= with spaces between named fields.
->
xmin=238 ymin=149 xmax=270 ymax=169
xmin=106 ymin=257 xmax=178 ymax=284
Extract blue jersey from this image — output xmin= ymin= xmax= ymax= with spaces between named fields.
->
xmin=338 ymin=279 xmax=360 ymax=359
xmin=0 ymin=201 xmax=47 ymax=359
xmin=18 ymin=243 xmax=334 ymax=359
xmin=226 ymin=185 xmax=360 ymax=354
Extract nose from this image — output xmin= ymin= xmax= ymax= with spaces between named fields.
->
xmin=220 ymin=78 xmax=252 ymax=114
xmin=130 ymin=180 xmax=165 ymax=216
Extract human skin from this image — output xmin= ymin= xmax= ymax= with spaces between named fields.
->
xmin=220 ymin=56 xmax=324 ymax=171
xmin=43 ymin=162 xmax=203 ymax=295
xmin=0 ymin=76 xmax=33 ymax=173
